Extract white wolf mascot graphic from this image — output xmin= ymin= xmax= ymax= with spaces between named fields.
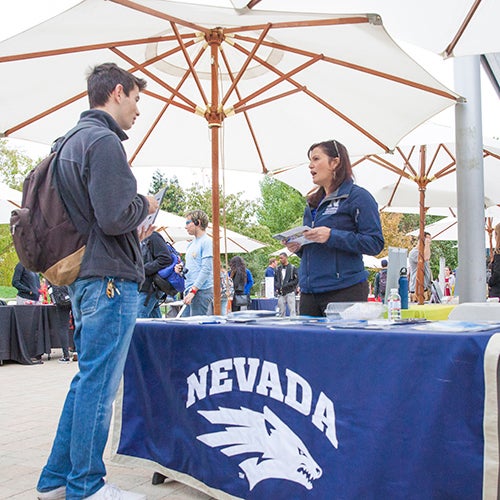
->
xmin=197 ymin=405 xmax=322 ymax=490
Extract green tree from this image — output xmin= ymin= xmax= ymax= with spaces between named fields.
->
xmin=0 ymin=140 xmax=39 ymax=286
xmin=257 ymin=177 xmax=305 ymax=235
xmin=184 ymin=183 xmax=258 ymax=232
xmin=0 ymin=139 xmax=37 ymax=190
xmin=148 ymin=171 xmax=186 ymax=215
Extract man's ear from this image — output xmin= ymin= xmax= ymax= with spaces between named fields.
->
xmin=111 ymin=83 xmax=124 ymax=102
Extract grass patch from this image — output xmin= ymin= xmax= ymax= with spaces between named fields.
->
xmin=0 ymin=285 xmax=17 ymax=300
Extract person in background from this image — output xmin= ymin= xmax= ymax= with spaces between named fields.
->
xmin=409 ymin=232 xmax=432 ymax=302
xmin=443 ymin=265 xmax=455 ymax=297
xmin=265 ymin=257 xmax=277 ymax=278
xmin=373 ymin=259 xmax=388 ymax=302
xmin=176 ymin=209 xmax=213 ymax=316
xmin=274 ymin=252 xmax=298 ymax=317
xmin=229 ymin=255 xmax=248 ymax=311
xmin=12 ymin=261 xmax=40 ymax=304
xmin=488 ymin=223 xmax=500 ymax=299
xmin=284 ymin=139 xmax=384 ymax=317
xmin=137 ymin=231 xmax=173 ymax=318
xmin=36 ymin=63 xmax=157 ymax=500
xmin=244 ymin=265 xmax=254 ymax=296
xmin=274 ymin=252 xmax=299 ymax=316
xmin=220 ymin=262 xmax=233 ymax=315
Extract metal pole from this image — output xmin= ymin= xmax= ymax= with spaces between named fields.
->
xmin=454 ymin=55 xmax=486 ymax=302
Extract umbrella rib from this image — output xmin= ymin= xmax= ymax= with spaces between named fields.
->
xmin=4 ymin=91 xmax=87 ymax=136
xmin=485 ymin=149 xmax=500 ymax=161
xmin=109 ymin=0 xmax=211 ymax=35
xmin=444 ymin=0 xmax=483 ymax=58
xmin=129 ymin=102 xmax=170 ymax=165
xmin=4 ymin=41 xmax=200 ymax=136
xmin=230 ymin=41 xmax=390 ymax=152
xmin=234 ymin=87 xmax=304 ymax=113
xmin=110 ymin=47 xmax=199 ymax=111
xmin=224 ymin=16 xmax=370 ymax=35
xmin=221 ymin=25 xmax=271 ymax=108
xmin=130 ymin=43 xmax=208 ymax=164
xmin=0 ymin=34 xmax=196 ymax=64
xmin=395 ymin=147 xmax=419 ymax=179
xmin=219 ymin=47 xmax=268 ymax=174
xmin=361 ymin=155 xmax=412 ymax=181
xmin=234 ymin=33 xmax=457 ymax=101
xmin=170 ymin=21 xmax=209 ymax=107
xmin=232 ymin=55 xmax=322 ymax=110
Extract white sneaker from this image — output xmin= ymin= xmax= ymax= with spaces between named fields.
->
xmin=37 ymin=486 xmax=66 ymax=499
xmin=85 ymin=483 xmax=146 ymax=499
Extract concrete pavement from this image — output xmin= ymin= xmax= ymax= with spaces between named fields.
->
xmin=0 ymin=350 xmax=212 ymax=500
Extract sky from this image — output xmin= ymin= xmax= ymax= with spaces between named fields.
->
xmin=1 ymin=0 xmax=498 ymax=199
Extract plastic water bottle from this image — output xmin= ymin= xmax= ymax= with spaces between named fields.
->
xmin=398 ymin=267 xmax=409 ymax=310
xmin=388 ymin=288 xmax=402 ymax=322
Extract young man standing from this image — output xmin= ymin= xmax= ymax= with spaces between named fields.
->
xmin=274 ymin=252 xmax=299 ymax=317
xmin=36 ymin=63 xmax=158 ymax=500
xmin=178 ymin=209 xmax=214 ymax=316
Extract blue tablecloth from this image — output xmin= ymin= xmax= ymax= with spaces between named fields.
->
xmin=250 ymin=298 xmax=278 ymax=311
xmin=113 ymin=320 xmax=500 ymax=499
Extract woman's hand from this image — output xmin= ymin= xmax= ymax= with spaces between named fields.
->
xmin=303 ymin=226 xmax=331 ymax=244
xmin=284 ymin=240 xmax=302 ymax=254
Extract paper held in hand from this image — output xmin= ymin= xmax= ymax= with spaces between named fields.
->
xmin=138 ymin=186 xmax=167 ymax=232
xmin=272 ymin=225 xmax=313 ymax=246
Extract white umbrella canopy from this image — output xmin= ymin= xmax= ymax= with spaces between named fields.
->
xmin=372 ymin=181 xmax=496 ymax=210
xmin=407 ymin=215 xmax=492 ymax=247
xmin=0 ymin=1 xmax=458 ymax=162
xmin=154 ymin=210 xmax=267 ymax=253
xmin=0 ymin=0 xmax=459 ymax=312
xmin=255 ymin=0 xmax=500 ymax=58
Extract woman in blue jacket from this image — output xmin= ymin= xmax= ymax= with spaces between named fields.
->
xmin=285 ymin=140 xmax=384 ymax=316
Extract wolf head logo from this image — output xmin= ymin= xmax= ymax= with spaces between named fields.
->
xmin=197 ymin=405 xmax=322 ymax=491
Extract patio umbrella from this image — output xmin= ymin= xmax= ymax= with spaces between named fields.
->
xmin=368 ymin=143 xmax=500 ymax=303
xmin=0 ymin=0 xmax=458 ymax=312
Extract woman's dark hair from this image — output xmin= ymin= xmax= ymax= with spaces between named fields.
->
xmin=229 ymin=256 xmax=247 ymax=282
xmin=307 ymin=140 xmax=353 ymax=208
xmin=87 ymin=62 xmax=147 ymax=108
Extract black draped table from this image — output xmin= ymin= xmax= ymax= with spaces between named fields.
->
xmin=0 ymin=305 xmax=70 ymax=365
xmin=112 ymin=319 xmax=500 ymax=499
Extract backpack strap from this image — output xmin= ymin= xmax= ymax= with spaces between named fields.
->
xmin=51 ymin=125 xmax=93 ymax=237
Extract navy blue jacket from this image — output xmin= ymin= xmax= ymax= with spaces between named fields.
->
xmin=55 ymin=110 xmax=149 ymax=283
xmin=298 ymin=179 xmax=384 ymax=294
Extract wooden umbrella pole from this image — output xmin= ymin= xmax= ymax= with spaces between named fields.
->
xmin=207 ymin=29 xmax=223 ymax=315
xmin=415 ymin=145 xmax=427 ymax=305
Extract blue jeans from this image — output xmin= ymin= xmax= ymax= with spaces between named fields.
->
xmin=136 ymin=291 xmax=162 ymax=318
xmin=182 ymin=287 xmax=213 ymax=316
xmin=37 ymin=277 xmax=138 ymax=499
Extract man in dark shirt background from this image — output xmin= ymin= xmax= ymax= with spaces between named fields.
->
xmin=12 ymin=261 xmax=40 ymax=304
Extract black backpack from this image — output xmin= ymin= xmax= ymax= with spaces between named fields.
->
xmin=48 ymin=284 xmax=72 ymax=308
xmin=10 ymin=127 xmax=88 ymax=286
